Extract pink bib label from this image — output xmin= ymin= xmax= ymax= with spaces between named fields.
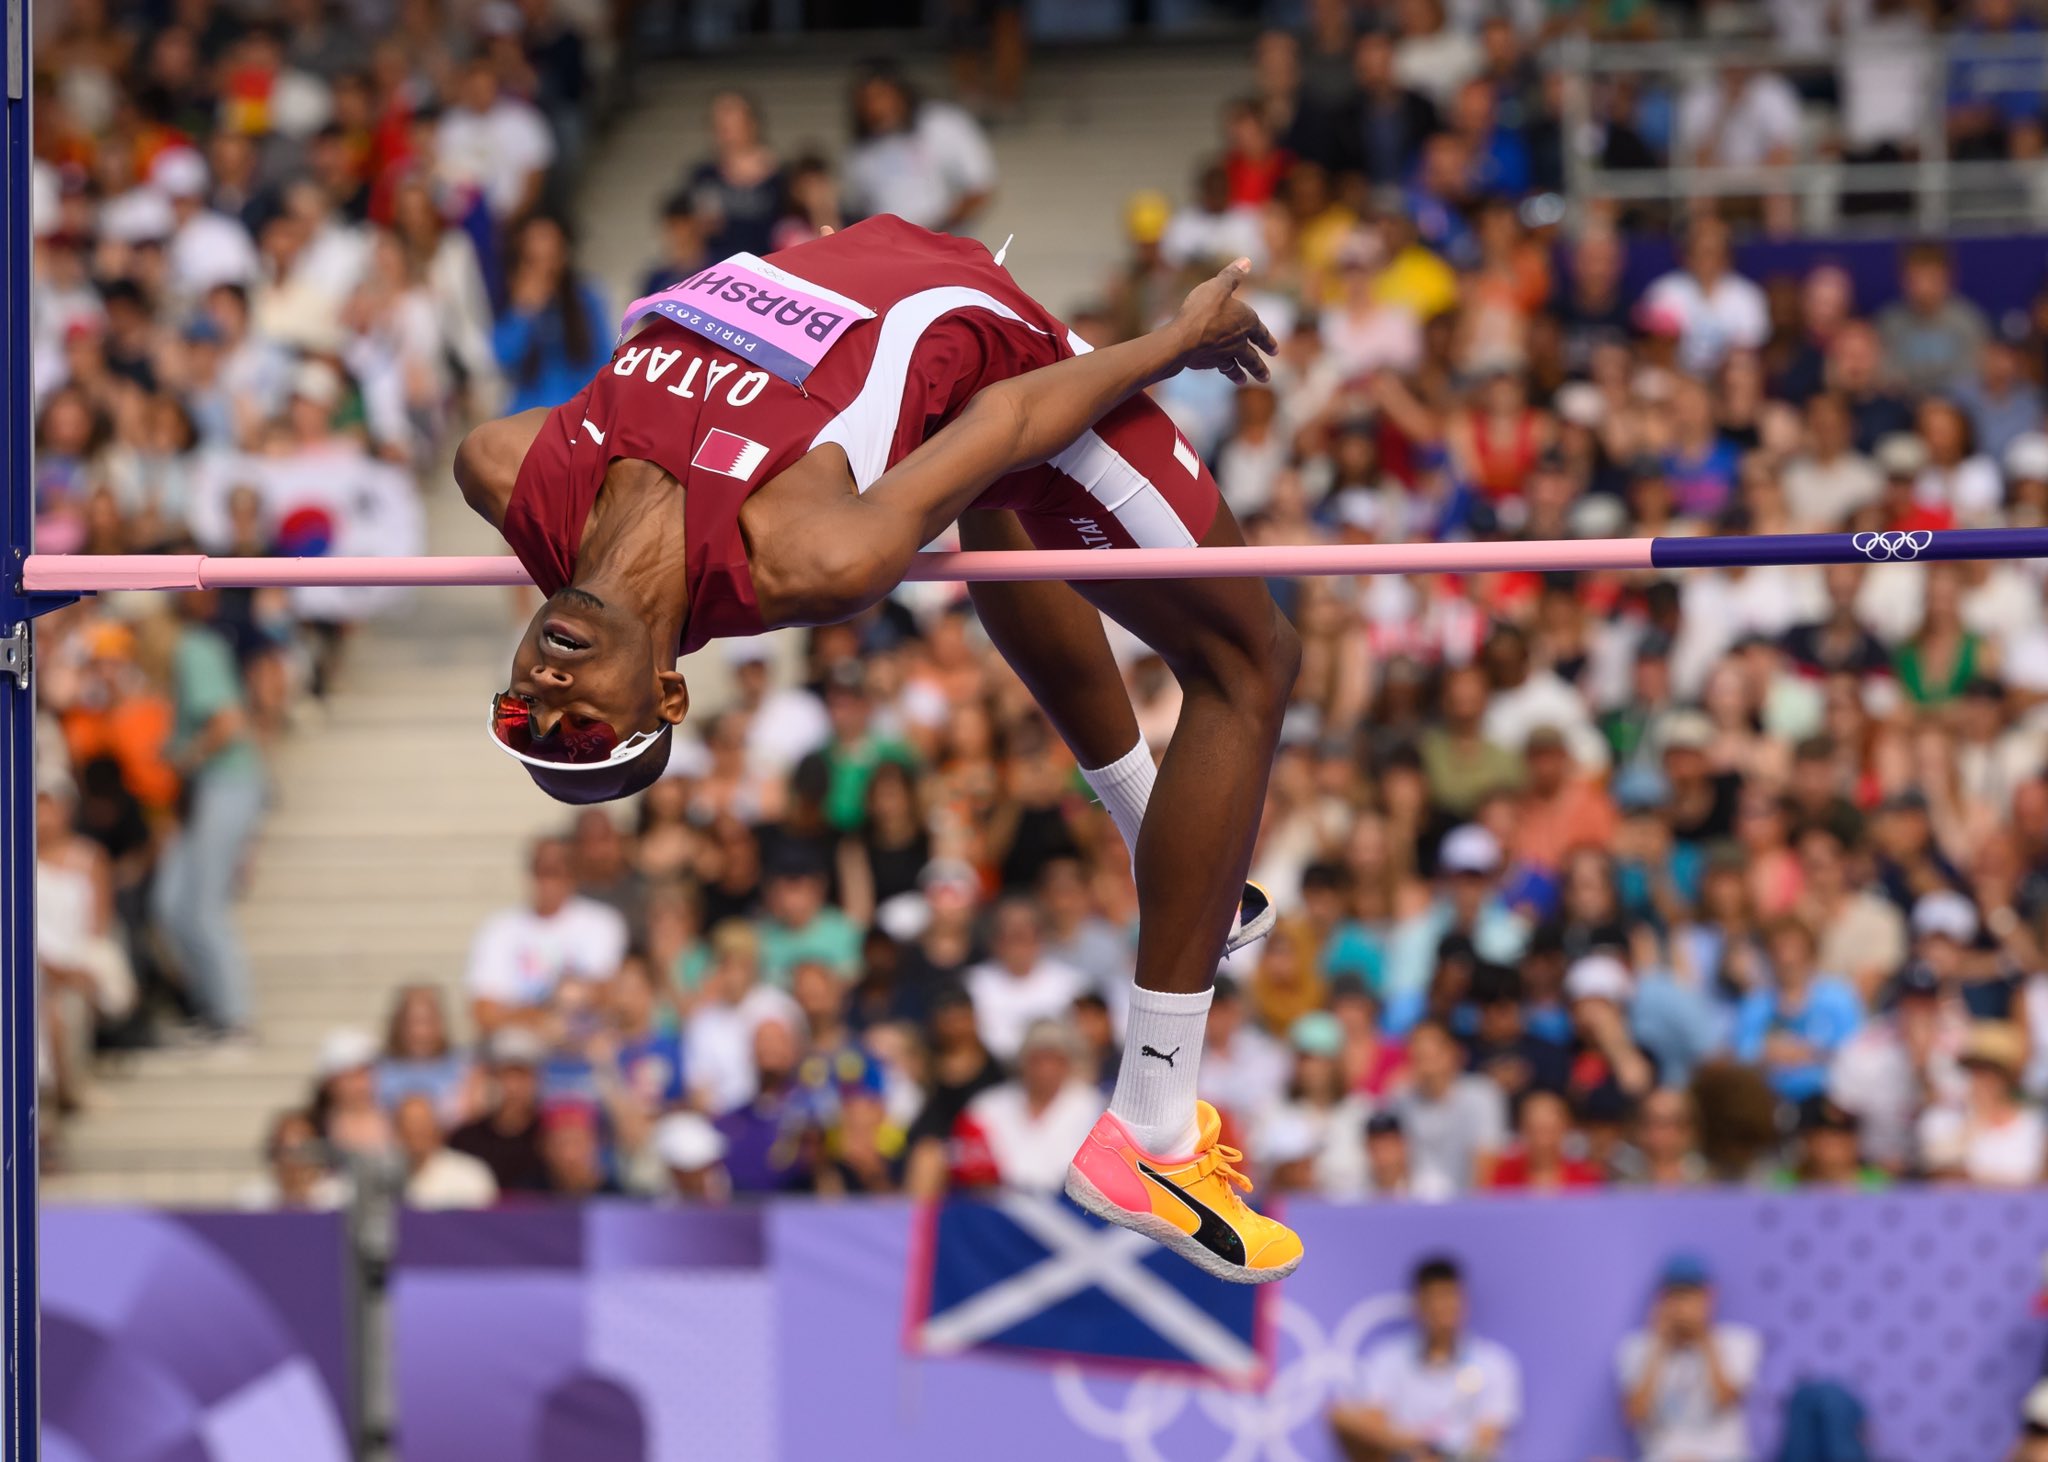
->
xmin=617 ymin=253 xmax=875 ymax=387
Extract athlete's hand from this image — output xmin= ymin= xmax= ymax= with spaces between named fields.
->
xmin=1168 ymin=259 xmax=1275 ymax=385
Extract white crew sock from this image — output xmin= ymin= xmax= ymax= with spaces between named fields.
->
xmin=1108 ymin=984 xmax=1212 ymax=1157
xmin=1081 ymin=740 xmax=1156 ymax=871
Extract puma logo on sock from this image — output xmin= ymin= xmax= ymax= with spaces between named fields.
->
xmin=1140 ymin=1044 xmax=1180 ymax=1068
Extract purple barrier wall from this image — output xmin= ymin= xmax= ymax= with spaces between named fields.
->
xmin=42 ymin=1208 xmax=354 ymax=1462
xmin=378 ymin=1190 xmax=2048 ymax=1462
xmin=390 ymin=1207 xmax=773 ymax=1462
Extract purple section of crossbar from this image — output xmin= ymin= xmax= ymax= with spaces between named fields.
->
xmin=1648 ymin=525 xmax=2048 ymax=569
xmin=23 ymin=527 xmax=2048 ymax=593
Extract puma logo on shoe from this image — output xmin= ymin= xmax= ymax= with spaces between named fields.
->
xmin=1140 ymin=1044 xmax=1179 ymax=1068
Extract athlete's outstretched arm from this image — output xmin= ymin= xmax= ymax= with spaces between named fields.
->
xmin=770 ymin=261 xmax=1272 ymax=619
xmin=454 ymin=408 xmax=552 ymax=530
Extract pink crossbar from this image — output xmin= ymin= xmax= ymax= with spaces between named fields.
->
xmin=22 ymin=540 xmax=1656 ymax=592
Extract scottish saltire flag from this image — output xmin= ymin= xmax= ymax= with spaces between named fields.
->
xmin=904 ymin=1194 xmax=1270 ymax=1385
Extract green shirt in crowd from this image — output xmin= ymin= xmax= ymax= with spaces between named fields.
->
xmin=172 ymin=624 xmax=262 ymax=782
xmin=822 ymin=736 xmax=918 ymax=831
xmin=756 ymin=909 xmax=863 ymax=985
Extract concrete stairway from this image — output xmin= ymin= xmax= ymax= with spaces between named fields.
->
xmin=42 ymin=42 xmax=1255 ymax=1205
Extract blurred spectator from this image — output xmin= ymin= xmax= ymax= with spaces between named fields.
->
xmin=1617 ymin=1254 xmax=1762 ymax=1462
xmin=1919 ymin=1021 xmax=2045 ymax=1184
xmin=964 ymin=897 xmax=1083 ymax=1062
xmin=1879 ymin=244 xmax=1991 ymax=398
xmin=1361 ymin=1111 xmax=1446 ymax=1200
xmin=904 ymin=984 xmax=1003 ymax=1197
xmin=756 ymin=845 xmax=862 ymax=984
xmin=448 ymin=1028 xmax=551 ymax=1194
xmin=1732 ymin=917 xmax=1861 ymax=1101
xmin=151 ymin=588 xmax=265 ymax=1036
xmin=683 ymin=91 xmax=784 ymax=260
xmin=466 ymin=836 xmax=628 ymax=1035
xmin=714 ymin=1017 xmax=813 ymax=1194
xmin=1613 ymin=1087 xmax=1710 ymax=1189
xmin=376 ymin=985 xmax=479 ymax=1126
xmin=1779 ymin=1095 xmax=1889 ymax=1190
xmin=653 ymin=1111 xmax=731 ymax=1203
xmin=842 ymin=62 xmax=994 ymax=233
xmin=1331 ymin=1254 xmax=1521 ymax=1462
xmin=1484 ymin=1088 xmax=1603 ymax=1191
xmin=684 ymin=922 xmax=802 ymax=1114
xmin=311 ymin=1027 xmax=396 ymax=1172
xmin=243 ymin=1109 xmax=350 ymax=1212
xmin=1808 ymin=965 xmax=1946 ymax=1169
xmin=1390 ymin=1017 xmax=1507 ymax=1194
xmin=949 ymin=1018 xmax=1100 ymax=1194
xmin=1676 ymin=64 xmax=1801 ymax=170
xmin=1641 ymin=219 xmax=1768 ymax=375
xmin=542 ymin=1102 xmax=621 ymax=1197
xmin=493 ymin=213 xmax=608 ymax=415
xmin=395 ymin=1093 xmax=499 ymax=1209
xmin=437 ymin=56 xmax=554 ymax=225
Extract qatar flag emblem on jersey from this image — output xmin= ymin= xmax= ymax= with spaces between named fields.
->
xmin=692 ymin=428 xmax=770 ymax=482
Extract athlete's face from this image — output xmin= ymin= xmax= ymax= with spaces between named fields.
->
xmin=506 ymin=587 xmax=688 ymax=742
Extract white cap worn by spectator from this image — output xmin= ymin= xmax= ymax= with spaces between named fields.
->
xmin=661 ymin=734 xmax=712 ymax=780
xmin=99 ymin=187 xmax=175 ymax=244
xmin=1329 ymin=489 xmax=1383 ymax=537
xmin=1875 ymin=433 xmax=1930 ymax=479
xmin=2024 ymin=1375 xmax=2048 ymax=1428
xmin=919 ymin=857 xmax=980 ymax=902
xmin=1565 ymin=954 xmax=1635 ymax=1006
xmin=292 ymin=359 xmax=344 ymax=407
xmin=1553 ymin=381 xmax=1606 ymax=430
xmin=722 ymin=637 xmax=773 ymax=669
xmin=1257 ymin=1106 xmax=1320 ymax=1169
xmin=2007 ymin=432 xmax=2048 ymax=484
xmin=488 ymin=1027 xmax=547 ymax=1068
xmin=1655 ymin=709 xmax=1715 ymax=755
xmin=1569 ymin=494 xmax=1628 ymax=539
xmin=1439 ymin=824 xmax=1503 ymax=877
xmin=151 ymin=147 xmax=209 ymax=200
xmin=875 ymin=891 xmax=931 ymax=943
xmin=653 ymin=1112 xmax=728 ymax=1172
xmin=1020 ymin=1017 xmax=1080 ymax=1060
xmin=317 ymin=1027 xmax=379 ymax=1079
xmin=1910 ymin=890 xmax=1979 ymax=945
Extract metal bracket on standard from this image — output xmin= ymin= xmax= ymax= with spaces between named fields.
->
xmin=0 ymin=590 xmax=74 ymax=689
xmin=0 ymin=621 xmax=24 ymax=690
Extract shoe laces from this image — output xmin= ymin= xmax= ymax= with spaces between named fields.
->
xmin=1196 ymin=1140 xmax=1254 ymax=1194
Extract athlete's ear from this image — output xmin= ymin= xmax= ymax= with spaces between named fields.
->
xmin=655 ymin=668 xmax=690 ymax=727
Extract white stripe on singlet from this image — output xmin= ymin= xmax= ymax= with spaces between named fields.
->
xmin=813 ymin=285 xmax=1042 ymax=489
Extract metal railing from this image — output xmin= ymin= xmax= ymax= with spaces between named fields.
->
xmin=1556 ymin=31 xmax=2048 ymax=234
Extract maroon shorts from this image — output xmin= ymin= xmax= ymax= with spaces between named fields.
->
xmin=972 ymin=391 xmax=1222 ymax=551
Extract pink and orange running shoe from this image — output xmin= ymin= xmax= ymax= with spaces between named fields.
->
xmin=1065 ymin=1100 xmax=1303 ymax=1285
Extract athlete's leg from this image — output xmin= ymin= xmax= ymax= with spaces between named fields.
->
xmin=959 ymin=508 xmax=1140 ymax=770
xmin=1061 ymin=500 xmax=1304 ymax=1284
xmin=1078 ymin=501 xmax=1299 ymax=1006
xmin=962 ymin=508 xmax=1275 ymax=952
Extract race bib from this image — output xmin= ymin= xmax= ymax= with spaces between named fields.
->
xmin=617 ymin=253 xmax=876 ymax=388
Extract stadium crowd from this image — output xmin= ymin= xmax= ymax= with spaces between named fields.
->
xmin=24 ymin=0 xmax=613 ymax=1145
xmin=233 ymin=0 xmax=2048 ymax=1228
